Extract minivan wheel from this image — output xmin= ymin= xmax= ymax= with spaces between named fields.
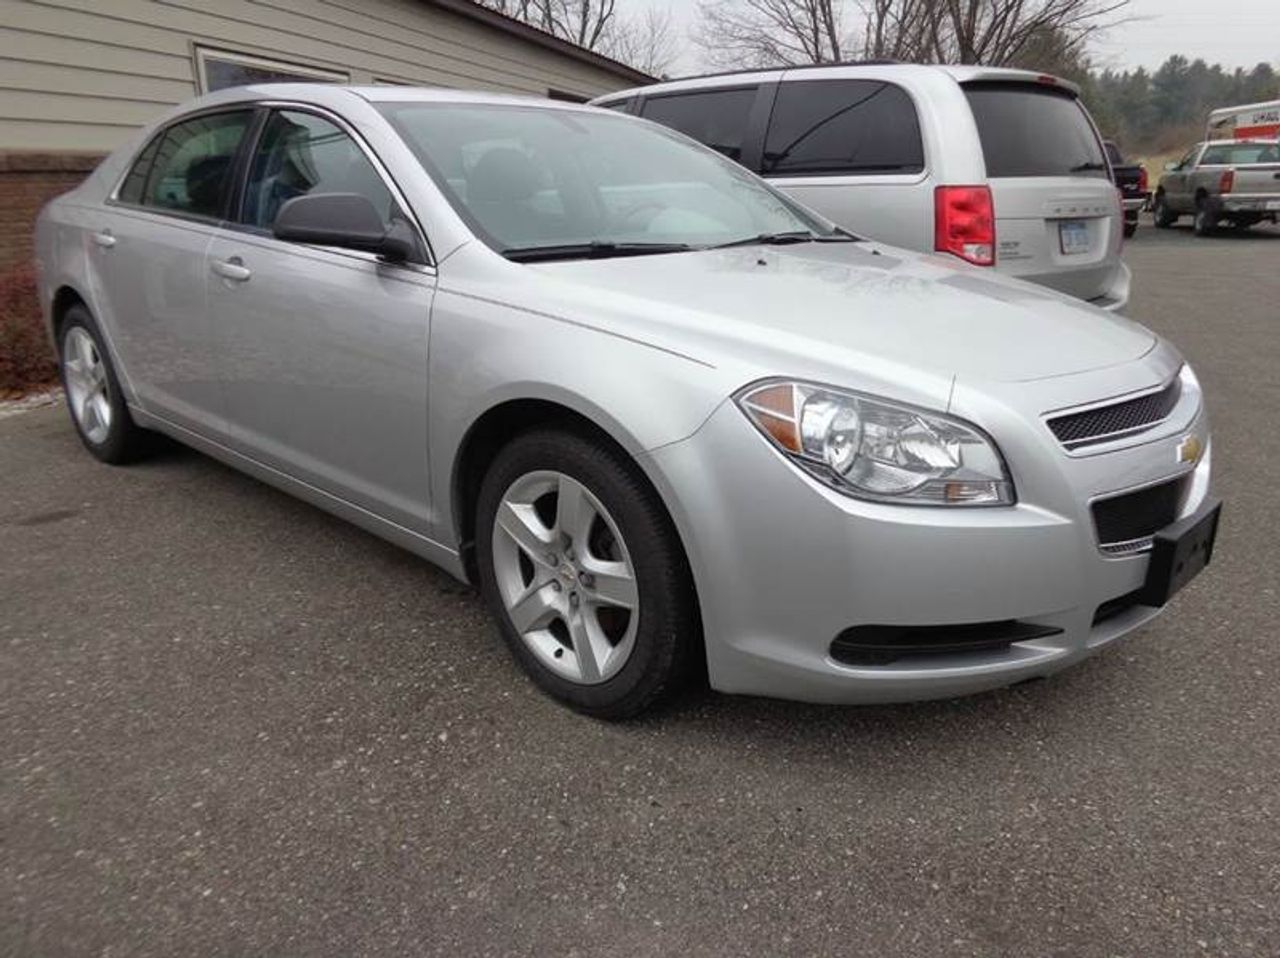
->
xmin=58 ymin=305 xmax=149 ymax=464
xmin=475 ymin=428 xmax=697 ymax=719
xmin=1152 ymin=193 xmax=1176 ymax=228
xmin=1193 ymin=200 xmax=1216 ymax=237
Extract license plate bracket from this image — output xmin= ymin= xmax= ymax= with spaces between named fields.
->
xmin=1058 ymin=220 xmax=1090 ymax=255
xmin=1136 ymin=499 xmax=1222 ymax=607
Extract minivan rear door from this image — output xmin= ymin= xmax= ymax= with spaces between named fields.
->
xmin=963 ymin=81 xmax=1122 ymax=304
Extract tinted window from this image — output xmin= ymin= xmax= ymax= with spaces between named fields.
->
xmin=143 ymin=111 xmax=254 ymax=218
xmin=964 ymin=84 xmax=1106 ymax=178
xmin=641 ymin=88 xmax=758 ymax=161
xmin=117 ymin=136 xmax=161 ymax=205
xmin=763 ymin=80 xmax=924 ymax=176
xmin=242 ymin=110 xmax=396 ymax=231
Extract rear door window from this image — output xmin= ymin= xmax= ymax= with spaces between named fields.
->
xmin=762 ymin=80 xmax=924 ymax=176
xmin=141 ymin=111 xmax=255 ymax=218
xmin=640 ymin=87 xmax=758 ymax=162
xmin=963 ymin=83 xmax=1106 ymax=178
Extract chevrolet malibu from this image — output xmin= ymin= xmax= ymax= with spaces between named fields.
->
xmin=35 ymin=86 xmax=1220 ymax=719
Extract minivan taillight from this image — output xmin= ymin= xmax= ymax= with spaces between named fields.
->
xmin=935 ymin=186 xmax=995 ymax=266
xmin=1138 ymin=165 xmax=1149 ymax=192
xmin=1220 ymin=169 xmax=1234 ymax=194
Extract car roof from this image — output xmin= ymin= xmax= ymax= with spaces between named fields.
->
xmin=593 ymin=62 xmax=1080 ymax=103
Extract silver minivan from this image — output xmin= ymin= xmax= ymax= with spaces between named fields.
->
xmin=593 ymin=64 xmax=1130 ymax=311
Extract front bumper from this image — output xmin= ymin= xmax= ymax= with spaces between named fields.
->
xmin=644 ymin=377 xmax=1212 ymax=705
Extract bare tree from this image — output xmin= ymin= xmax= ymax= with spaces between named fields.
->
xmin=477 ymin=0 xmax=676 ymax=74
xmin=692 ymin=0 xmax=1127 ymax=69
xmin=860 ymin=0 xmax=1130 ymax=66
xmin=694 ymin=0 xmax=848 ymax=68
xmin=602 ymin=8 xmax=679 ymax=77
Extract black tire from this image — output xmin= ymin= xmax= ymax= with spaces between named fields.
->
xmin=1193 ymin=199 xmax=1216 ymax=237
xmin=1123 ymin=221 xmax=1137 ymax=239
xmin=1152 ymin=192 xmax=1177 ymax=228
xmin=57 ymin=304 xmax=151 ymax=464
xmin=475 ymin=427 xmax=698 ymax=719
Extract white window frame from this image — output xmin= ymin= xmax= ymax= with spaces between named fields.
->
xmin=193 ymin=45 xmax=349 ymax=94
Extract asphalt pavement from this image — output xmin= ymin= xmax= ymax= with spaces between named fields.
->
xmin=3 ymin=219 xmax=1279 ymax=957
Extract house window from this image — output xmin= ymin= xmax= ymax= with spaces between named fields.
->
xmin=547 ymin=89 xmax=588 ymax=103
xmin=194 ymin=46 xmax=348 ymax=93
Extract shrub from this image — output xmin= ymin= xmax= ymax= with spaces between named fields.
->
xmin=0 ymin=261 xmax=56 ymax=396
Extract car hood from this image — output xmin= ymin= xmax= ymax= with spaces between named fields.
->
xmin=526 ymin=242 xmax=1154 ymax=387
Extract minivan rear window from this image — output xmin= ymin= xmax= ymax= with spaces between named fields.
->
xmin=964 ymin=83 xmax=1107 ymax=179
xmin=763 ymin=80 xmax=924 ymax=176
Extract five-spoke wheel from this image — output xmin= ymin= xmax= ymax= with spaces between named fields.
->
xmin=476 ymin=428 xmax=697 ymax=718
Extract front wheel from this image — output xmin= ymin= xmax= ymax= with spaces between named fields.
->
xmin=58 ymin=305 xmax=150 ymax=464
xmin=1152 ymin=193 xmax=1177 ymax=228
xmin=475 ymin=428 xmax=698 ymax=719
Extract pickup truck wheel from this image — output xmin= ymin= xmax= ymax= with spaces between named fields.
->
xmin=1193 ymin=200 xmax=1216 ymax=237
xmin=1152 ymin=193 xmax=1176 ymax=228
xmin=1123 ymin=221 xmax=1137 ymax=239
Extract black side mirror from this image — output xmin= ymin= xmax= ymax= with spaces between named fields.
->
xmin=273 ymin=192 xmax=420 ymax=263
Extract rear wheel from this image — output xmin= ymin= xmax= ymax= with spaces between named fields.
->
xmin=475 ymin=428 xmax=698 ymax=719
xmin=1152 ymin=192 xmax=1177 ymax=228
xmin=1193 ymin=199 xmax=1216 ymax=237
xmin=58 ymin=305 xmax=150 ymax=464
xmin=1123 ymin=221 xmax=1138 ymax=239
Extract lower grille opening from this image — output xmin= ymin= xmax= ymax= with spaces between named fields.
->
xmin=831 ymin=620 xmax=1064 ymax=667
xmin=1092 ymin=589 xmax=1147 ymax=626
xmin=1092 ymin=475 xmax=1189 ymax=552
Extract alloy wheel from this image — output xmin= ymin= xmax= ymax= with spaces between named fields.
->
xmin=62 ymin=326 xmax=113 ymax=445
xmin=490 ymin=470 xmax=639 ymax=685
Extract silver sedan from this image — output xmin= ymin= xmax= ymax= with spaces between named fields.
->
xmin=35 ymin=85 xmax=1220 ymax=718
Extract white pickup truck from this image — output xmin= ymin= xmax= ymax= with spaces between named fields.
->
xmin=1153 ymin=139 xmax=1280 ymax=235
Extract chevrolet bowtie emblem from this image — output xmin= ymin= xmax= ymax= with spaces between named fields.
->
xmin=1177 ymin=435 xmax=1203 ymax=465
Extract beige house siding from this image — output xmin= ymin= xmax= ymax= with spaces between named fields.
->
xmin=0 ymin=0 xmax=645 ymax=152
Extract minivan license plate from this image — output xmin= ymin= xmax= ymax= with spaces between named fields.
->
xmin=1059 ymin=220 xmax=1089 ymax=255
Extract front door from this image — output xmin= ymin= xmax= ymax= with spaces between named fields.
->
xmin=204 ymin=108 xmax=435 ymax=532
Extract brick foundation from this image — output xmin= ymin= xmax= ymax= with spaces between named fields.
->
xmin=0 ymin=152 xmax=104 ymax=269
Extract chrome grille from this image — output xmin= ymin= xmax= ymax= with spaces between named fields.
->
xmin=1048 ymin=378 xmax=1182 ymax=449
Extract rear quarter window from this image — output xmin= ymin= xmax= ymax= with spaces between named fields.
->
xmin=964 ymin=83 xmax=1106 ymax=179
xmin=640 ymin=87 xmax=758 ymax=162
xmin=762 ymin=80 xmax=924 ymax=176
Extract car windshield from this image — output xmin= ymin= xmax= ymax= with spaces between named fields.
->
xmin=377 ymin=102 xmax=842 ymax=259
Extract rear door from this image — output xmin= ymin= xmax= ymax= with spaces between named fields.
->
xmin=962 ymin=82 xmax=1121 ymax=303
xmin=92 ymin=109 xmax=256 ymax=432
xmin=757 ymin=78 xmax=930 ymax=250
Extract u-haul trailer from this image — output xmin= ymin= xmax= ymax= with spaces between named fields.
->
xmin=1207 ymin=100 xmax=1280 ymax=140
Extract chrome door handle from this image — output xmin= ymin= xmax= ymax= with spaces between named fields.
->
xmin=92 ymin=230 xmax=116 ymax=249
xmin=211 ymin=257 xmax=251 ymax=282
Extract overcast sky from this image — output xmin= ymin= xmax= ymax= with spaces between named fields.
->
xmin=638 ymin=0 xmax=1280 ymax=76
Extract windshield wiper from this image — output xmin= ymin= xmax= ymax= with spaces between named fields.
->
xmin=1069 ymin=162 xmax=1109 ymax=173
xmin=502 ymin=241 xmax=692 ymax=263
xmin=708 ymin=230 xmax=856 ymax=250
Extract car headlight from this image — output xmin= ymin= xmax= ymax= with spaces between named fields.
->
xmin=736 ymin=380 xmax=1014 ymax=505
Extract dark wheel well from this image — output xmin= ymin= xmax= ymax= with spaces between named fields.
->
xmin=51 ymin=286 xmax=88 ymax=341
xmin=454 ymin=401 xmax=637 ymax=580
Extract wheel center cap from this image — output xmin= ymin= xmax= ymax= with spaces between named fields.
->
xmin=558 ymin=563 xmax=575 ymax=582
